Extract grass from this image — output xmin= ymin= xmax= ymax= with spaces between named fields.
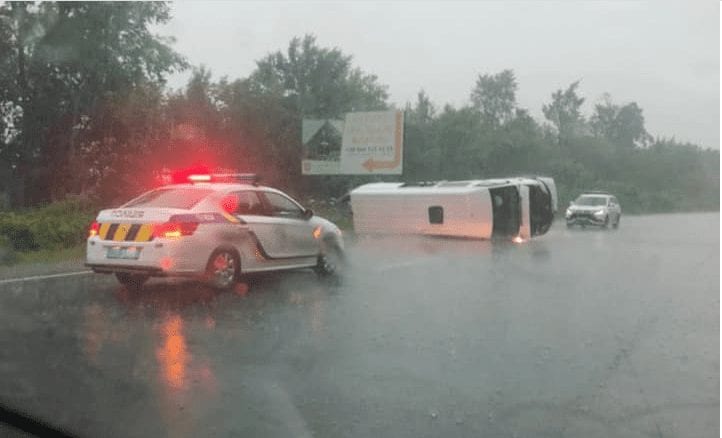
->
xmin=11 ymin=244 xmax=85 ymax=266
xmin=303 ymin=199 xmax=353 ymax=231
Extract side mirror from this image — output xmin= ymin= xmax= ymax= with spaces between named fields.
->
xmin=303 ymin=208 xmax=314 ymax=220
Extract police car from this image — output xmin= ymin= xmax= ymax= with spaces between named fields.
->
xmin=86 ymin=173 xmax=344 ymax=290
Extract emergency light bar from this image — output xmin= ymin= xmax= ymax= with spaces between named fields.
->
xmin=187 ymin=173 xmax=260 ymax=185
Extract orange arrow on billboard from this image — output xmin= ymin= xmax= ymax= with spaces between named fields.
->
xmin=362 ymin=110 xmax=404 ymax=172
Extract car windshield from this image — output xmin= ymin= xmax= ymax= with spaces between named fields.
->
xmin=0 ymin=2 xmax=717 ymax=438
xmin=575 ymin=196 xmax=608 ymax=206
xmin=124 ymin=188 xmax=213 ymax=209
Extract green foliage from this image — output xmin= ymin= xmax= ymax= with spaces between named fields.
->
xmin=543 ymin=80 xmax=586 ymax=144
xmin=470 ymin=69 xmax=517 ymax=127
xmin=0 ymin=20 xmax=717 ymax=220
xmin=590 ymin=94 xmax=650 ymax=149
xmin=249 ymin=34 xmax=388 ymax=118
xmin=11 ymin=243 xmax=84 ymax=266
xmin=0 ymin=1 xmax=186 ymax=206
xmin=0 ymin=199 xmax=95 ymax=251
xmin=0 ymin=235 xmax=17 ymax=264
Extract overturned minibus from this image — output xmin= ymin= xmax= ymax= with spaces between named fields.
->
xmin=349 ymin=177 xmax=558 ymax=240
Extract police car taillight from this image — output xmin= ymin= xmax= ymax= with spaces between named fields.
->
xmin=153 ymin=217 xmax=199 ymax=239
xmin=88 ymin=221 xmax=100 ymax=238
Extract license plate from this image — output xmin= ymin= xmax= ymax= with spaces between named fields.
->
xmin=107 ymin=246 xmax=141 ymax=260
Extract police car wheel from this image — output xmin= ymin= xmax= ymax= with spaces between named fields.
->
xmin=206 ymin=249 xmax=239 ymax=290
xmin=315 ymin=245 xmax=343 ymax=277
xmin=115 ymin=273 xmax=149 ymax=290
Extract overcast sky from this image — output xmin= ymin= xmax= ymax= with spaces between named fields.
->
xmin=159 ymin=0 xmax=720 ymax=149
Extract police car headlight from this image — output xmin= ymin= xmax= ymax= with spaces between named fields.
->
xmin=593 ymin=209 xmax=606 ymax=218
xmin=565 ymin=208 xmax=572 ymax=218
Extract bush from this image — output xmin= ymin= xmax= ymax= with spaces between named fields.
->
xmin=0 ymin=235 xmax=17 ymax=264
xmin=0 ymin=200 xmax=96 ymax=251
xmin=0 ymin=213 xmax=38 ymax=251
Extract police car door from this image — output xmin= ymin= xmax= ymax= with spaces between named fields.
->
xmin=257 ymin=191 xmax=317 ymax=259
xmin=227 ymin=191 xmax=283 ymax=258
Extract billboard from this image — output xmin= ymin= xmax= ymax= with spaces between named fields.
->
xmin=301 ymin=110 xmax=404 ymax=175
xmin=340 ymin=110 xmax=403 ymax=175
xmin=301 ymin=119 xmax=344 ymax=175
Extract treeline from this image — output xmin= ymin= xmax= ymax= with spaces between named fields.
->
xmin=0 ymin=2 xmax=718 ymax=214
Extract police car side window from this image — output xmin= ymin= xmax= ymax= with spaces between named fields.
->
xmin=263 ymin=192 xmax=304 ymax=218
xmin=231 ymin=191 xmax=264 ymax=215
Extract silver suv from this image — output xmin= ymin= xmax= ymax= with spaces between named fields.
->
xmin=565 ymin=192 xmax=621 ymax=229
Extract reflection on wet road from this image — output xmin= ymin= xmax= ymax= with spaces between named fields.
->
xmin=0 ymin=213 xmax=718 ymax=437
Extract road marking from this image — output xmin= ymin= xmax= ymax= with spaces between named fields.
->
xmin=0 ymin=270 xmax=93 ymax=285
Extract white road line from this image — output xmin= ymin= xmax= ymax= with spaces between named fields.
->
xmin=0 ymin=270 xmax=93 ymax=285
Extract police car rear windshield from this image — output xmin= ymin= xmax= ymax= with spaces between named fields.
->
xmin=124 ymin=188 xmax=213 ymax=209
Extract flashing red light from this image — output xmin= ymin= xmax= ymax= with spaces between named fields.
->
xmin=88 ymin=221 xmax=100 ymax=238
xmin=188 ymin=174 xmax=212 ymax=182
xmin=170 ymin=165 xmax=212 ymax=184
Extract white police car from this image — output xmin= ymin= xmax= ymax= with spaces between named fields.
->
xmin=86 ymin=173 xmax=344 ymax=290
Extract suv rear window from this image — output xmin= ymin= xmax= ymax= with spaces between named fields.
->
xmin=124 ymin=188 xmax=213 ymax=209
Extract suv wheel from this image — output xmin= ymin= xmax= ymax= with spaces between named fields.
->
xmin=613 ymin=215 xmax=620 ymax=229
xmin=206 ymin=249 xmax=239 ymax=290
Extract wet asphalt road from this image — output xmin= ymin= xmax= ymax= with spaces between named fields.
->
xmin=0 ymin=213 xmax=718 ymax=438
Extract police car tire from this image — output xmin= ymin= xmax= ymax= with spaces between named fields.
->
xmin=115 ymin=273 xmax=149 ymax=290
xmin=206 ymin=249 xmax=240 ymax=290
xmin=315 ymin=244 xmax=343 ymax=277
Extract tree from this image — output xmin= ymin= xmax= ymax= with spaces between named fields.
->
xmin=404 ymin=90 xmax=439 ymax=180
xmin=590 ymin=94 xmax=649 ymax=149
xmin=432 ymin=105 xmax=486 ymax=179
xmin=614 ymin=102 xmax=649 ymax=148
xmin=470 ymin=69 xmax=517 ymax=127
xmin=406 ymin=90 xmax=435 ymax=125
xmin=0 ymin=1 xmax=186 ymax=205
xmin=542 ymin=80 xmax=585 ymax=145
xmin=249 ymin=34 xmax=388 ymax=118
xmin=589 ymin=94 xmax=616 ymax=140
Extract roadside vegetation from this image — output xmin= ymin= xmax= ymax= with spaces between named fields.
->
xmin=0 ymin=200 xmax=94 ymax=265
xmin=0 ymin=2 xmax=717 ymax=263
